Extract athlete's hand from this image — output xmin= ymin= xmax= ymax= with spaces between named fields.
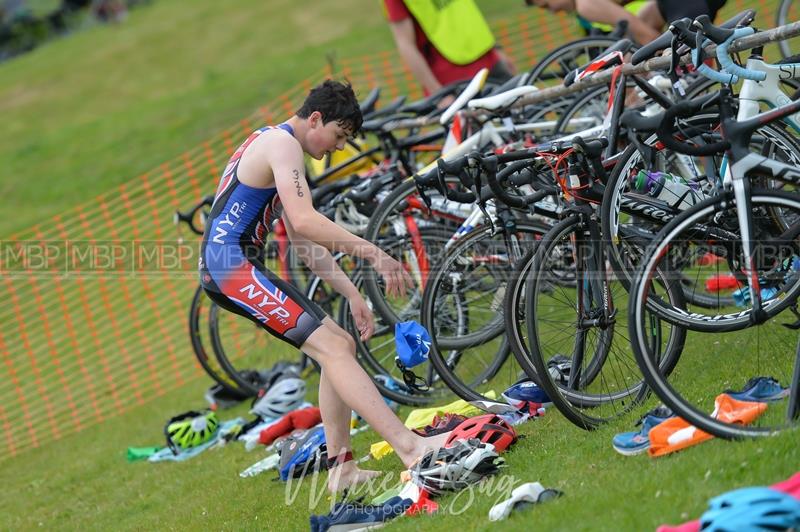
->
xmin=372 ymin=252 xmax=415 ymax=299
xmin=348 ymin=295 xmax=374 ymax=341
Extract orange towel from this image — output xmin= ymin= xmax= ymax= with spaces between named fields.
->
xmin=648 ymin=394 xmax=767 ymax=457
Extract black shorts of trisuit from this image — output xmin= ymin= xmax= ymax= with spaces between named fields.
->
xmin=656 ymin=0 xmax=727 ymax=25
xmin=201 ymin=256 xmax=327 ymax=349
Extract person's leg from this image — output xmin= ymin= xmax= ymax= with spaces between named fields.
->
xmin=301 ymin=321 xmax=450 ymax=469
xmin=313 ymin=318 xmax=382 ymax=491
xmin=202 ymin=255 xmax=450 ymax=488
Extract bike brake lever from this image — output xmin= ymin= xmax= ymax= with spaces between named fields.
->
xmin=414 ymin=178 xmax=433 ymax=211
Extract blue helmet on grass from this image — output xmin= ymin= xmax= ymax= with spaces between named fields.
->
xmin=700 ymin=486 xmax=800 ymax=531
xmin=278 ymin=426 xmax=328 ymax=481
xmin=501 ymin=379 xmax=552 ymax=410
xmin=394 ymin=321 xmax=432 ymax=392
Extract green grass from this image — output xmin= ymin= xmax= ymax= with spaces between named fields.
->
xmin=2 ymin=0 xmax=797 ymax=529
xmin=0 ymin=0 xmax=536 ymax=237
xmin=1 ymin=371 xmax=796 ymax=531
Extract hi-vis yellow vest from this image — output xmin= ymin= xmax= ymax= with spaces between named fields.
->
xmin=403 ymin=0 xmax=495 ymax=66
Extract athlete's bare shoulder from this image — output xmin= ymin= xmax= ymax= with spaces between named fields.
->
xmin=237 ymin=127 xmax=303 ymax=189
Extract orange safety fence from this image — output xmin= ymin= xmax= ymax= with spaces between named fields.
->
xmin=0 ymin=0 xmax=780 ymax=462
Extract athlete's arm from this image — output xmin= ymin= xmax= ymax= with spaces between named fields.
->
xmin=283 ymin=213 xmax=375 ymax=339
xmin=574 ymin=0 xmax=660 ymax=45
xmin=270 ymin=136 xmax=412 ymax=297
xmin=388 ymin=18 xmax=443 ymax=95
xmin=282 ymin=214 xmax=360 ymax=300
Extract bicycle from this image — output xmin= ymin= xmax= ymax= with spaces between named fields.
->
xmin=627 ymin=84 xmax=800 ymax=438
xmin=414 ymin=150 xmax=557 ymax=403
xmin=601 ymin=15 xmax=800 ymax=310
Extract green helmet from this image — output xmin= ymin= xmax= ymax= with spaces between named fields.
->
xmin=164 ymin=410 xmax=219 ymax=454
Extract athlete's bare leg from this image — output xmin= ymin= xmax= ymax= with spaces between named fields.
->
xmin=302 ymin=319 xmax=451 ymax=491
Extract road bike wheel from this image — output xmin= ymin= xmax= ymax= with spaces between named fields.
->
xmin=187 ymin=284 xmax=250 ymax=397
xmin=520 ymin=215 xmax=687 ymax=429
xmin=629 ymin=191 xmax=800 ymax=438
xmin=503 ymin=244 xmax=544 ymax=385
xmin=421 ymin=221 xmax=547 ymax=403
xmin=628 ymin=190 xmax=800 ymax=333
xmin=521 ymin=37 xmax=636 ymax=127
xmin=339 ymin=270 xmax=453 ymax=406
xmin=524 ymin=36 xmax=619 ymax=88
xmin=601 ymin=116 xmax=800 ymax=308
xmin=552 ymin=83 xmax=627 ymax=137
xmin=309 ymin=252 xmax=452 ymax=406
xmin=362 ymin=177 xmax=469 ymax=326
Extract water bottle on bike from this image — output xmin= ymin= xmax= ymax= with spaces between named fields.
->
xmin=632 ymin=170 xmax=705 ymax=211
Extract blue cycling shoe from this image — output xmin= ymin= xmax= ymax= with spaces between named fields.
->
xmin=725 ymin=376 xmax=790 ymax=403
xmin=612 ymin=406 xmax=674 ymax=456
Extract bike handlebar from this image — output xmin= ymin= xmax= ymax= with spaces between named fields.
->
xmin=655 ymin=93 xmax=731 ymax=156
xmin=689 ymin=17 xmax=765 ymax=82
xmin=631 ymin=9 xmax=755 ymax=65
xmin=630 ymin=31 xmax=673 ymax=65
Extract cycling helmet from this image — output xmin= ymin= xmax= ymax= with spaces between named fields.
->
xmin=250 ymin=372 xmax=306 ymax=419
xmin=444 ymin=414 xmax=518 ymax=453
xmin=164 ymin=410 xmax=219 ymax=455
xmin=700 ymin=486 xmax=800 ymax=532
xmin=501 ymin=379 xmax=552 ymax=409
xmin=409 ymin=438 xmax=504 ymax=495
xmin=547 ymin=354 xmax=572 ymax=384
xmin=278 ymin=426 xmax=328 ymax=481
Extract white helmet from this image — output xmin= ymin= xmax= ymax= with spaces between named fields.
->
xmin=250 ymin=373 xmax=306 ymax=419
xmin=409 ymin=438 xmax=504 ymax=495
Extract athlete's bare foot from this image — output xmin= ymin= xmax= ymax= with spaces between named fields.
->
xmin=327 ymin=461 xmax=382 ymax=493
xmin=396 ymin=431 xmax=452 ymax=469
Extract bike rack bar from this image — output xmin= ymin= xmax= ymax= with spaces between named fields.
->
xmin=381 ymin=20 xmax=800 ymax=129
xmin=511 ymin=21 xmax=800 ymax=107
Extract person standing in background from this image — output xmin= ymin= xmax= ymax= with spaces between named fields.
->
xmin=383 ymin=0 xmax=515 ymax=106
xmin=529 ymin=0 xmax=728 ymax=46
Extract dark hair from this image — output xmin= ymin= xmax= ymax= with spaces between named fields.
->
xmin=296 ymin=79 xmax=363 ymax=134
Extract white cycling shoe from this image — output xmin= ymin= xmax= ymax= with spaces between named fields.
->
xmin=488 ymin=481 xmax=562 ymax=521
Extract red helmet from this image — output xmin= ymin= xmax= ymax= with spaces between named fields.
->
xmin=444 ymin=414 xmax=518 ymax=453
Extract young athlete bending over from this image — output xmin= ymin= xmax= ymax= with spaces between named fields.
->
xmin=199 ymin=79 xmax=449 ymax=492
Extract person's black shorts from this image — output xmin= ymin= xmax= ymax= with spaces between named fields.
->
xmin=201 ymin=256 xmax=327 ymax=349
xmin=656 ymin=0 xmax=727 ymax=25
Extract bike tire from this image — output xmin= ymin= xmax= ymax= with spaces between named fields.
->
xmin=521 ymin=215 xmax=687 ymax=429
xmin=628 ymin=190 xmax=800 ymax=438
xmin=421 ymin=221 xmax=548 ymax=403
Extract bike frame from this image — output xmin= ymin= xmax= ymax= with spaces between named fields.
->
xmin=714 ymin=88 xmax=800 ymax=322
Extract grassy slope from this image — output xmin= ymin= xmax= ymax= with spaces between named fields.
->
xmin=0 ymin=0 xmax=380 ymax=235
xmin=0 ymin=371 xmax=796 ymax=531
xmin=0 ymin=0 xmax=531 ymax=237
xmin=1 ymin=0 xmax=797 ymax=530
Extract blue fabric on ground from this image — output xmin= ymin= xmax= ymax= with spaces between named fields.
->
xmin=310 ymin=496 xmax=413 ymax=531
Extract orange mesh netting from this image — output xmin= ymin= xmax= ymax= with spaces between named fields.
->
xmin=0 ymin=0 xmax=775 ymax=461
